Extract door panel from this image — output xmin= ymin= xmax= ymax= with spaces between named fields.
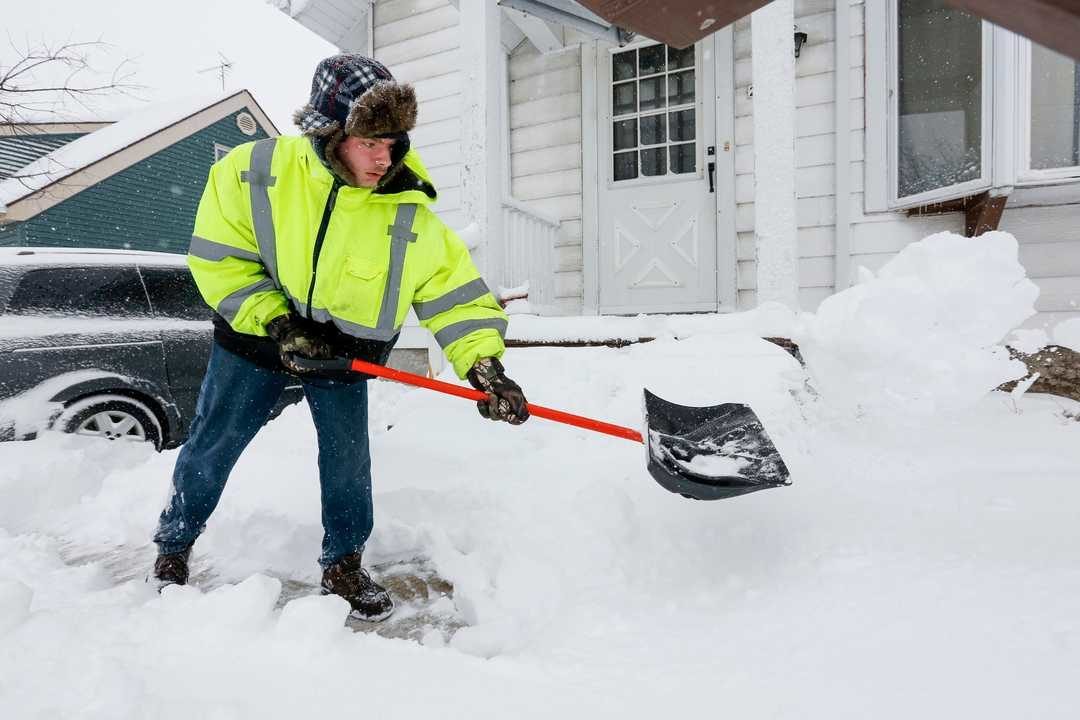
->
xmin=598 ymin=38 xmax=718 ymax=314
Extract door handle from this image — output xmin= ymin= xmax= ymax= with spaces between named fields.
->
xmin=707 ymin=161 xmax=716 ymax=193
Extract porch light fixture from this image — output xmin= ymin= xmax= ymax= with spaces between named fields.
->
xmin=794 ymin=28 xmax=808 ymax=57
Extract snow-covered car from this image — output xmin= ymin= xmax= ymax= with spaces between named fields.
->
xmin=0 ymin=247 xmax=302 ymax=449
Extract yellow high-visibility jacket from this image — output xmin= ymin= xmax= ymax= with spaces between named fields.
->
xmin=187 ymin=135 xmax=506 ymax=378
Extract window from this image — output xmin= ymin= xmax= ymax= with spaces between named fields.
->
xmin=1021 ymin=43 xmax=1080 ymax=182
xmin=213 ymin=143 xmax=232 ymax=162
xmin=865 ymin=0 xmax=1080 ymax=211
xmin=896 ymin=0 xmax=985 ymax=199
xmin=138 ymin=266 xmax=212 ymax=321
xmin=611 ymin=43 xmax=698 ymax=183
xmin=8 ymin=266 xmax=151 ymax=317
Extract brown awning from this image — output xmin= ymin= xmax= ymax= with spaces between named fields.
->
xmin=574 ymin=0 xmax=1080 ymax=59
xmin=573 ymin=1 xmax=769 ymax=49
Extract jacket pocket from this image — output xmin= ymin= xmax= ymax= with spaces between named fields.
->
xmin=344 ymin=256 xmax=386 ymax=281
xmin=334 ymin=255 xmax=387 ymax=327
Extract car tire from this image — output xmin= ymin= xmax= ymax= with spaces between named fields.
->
xmin=58 ymin=394 xmax=164 ymax=450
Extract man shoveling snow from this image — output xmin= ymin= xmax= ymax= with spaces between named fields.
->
xmin=150 ymin=54 xmax=530 ymax=621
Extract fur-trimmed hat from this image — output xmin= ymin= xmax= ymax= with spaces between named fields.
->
xmin=294 ymin=54 xmax=419 ymax=187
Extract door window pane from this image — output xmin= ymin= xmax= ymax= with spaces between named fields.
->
xmin=614 ymin=151 xmax=638 ymax=181
xmin=614 ymin=119 xmax=638 ymax=152
xmin=8 ymin=266 xmax=150 ymax=317
xmin=670 ymin=143 xmax=696 ymax=174
xmin=641 ymin=148 xmax=666 ymax=176
xmin=613 ymin=49 xmax=637 ymax=82
xmin=139 ymin=266 xmax=212 ymax=321
xmin=613 ymin=81 xmax=637 ymax=116
xmin=640 ymin=114 xmax=666 ymax=145
xmin=670 ymin=109 xmax=695 ymax=142
xmin=639 ymin=77 xmax=665 ymax=112
xmin=669 ymin=45 xmax=695 ymax=71
xmin=639 ymin=44 xmax=666 ymax=76
xmin=897 ymin=0 xmax=983 ymax=197
xmin=668 ymin=70 xmax=695 ymax=106
xmin=1030 ymin=43 xmax=1080 ymax=170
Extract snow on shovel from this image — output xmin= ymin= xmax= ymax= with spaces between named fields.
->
xmin=290 ymin=357 xmax=791 ymax=501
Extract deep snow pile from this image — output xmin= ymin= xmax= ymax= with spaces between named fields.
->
xmin=796 ymin=231 xmax=1039 ymax=417
xmin=1 ymin=232 xmax=1078 ymax=718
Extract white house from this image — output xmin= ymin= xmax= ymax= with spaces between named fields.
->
xmin=273 ymin=0 xmax=1080 ymax=332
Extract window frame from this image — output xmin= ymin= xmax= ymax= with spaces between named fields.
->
xmin=605 ymin=38 xmax=705 ymax=189
xmin=213 ymin=143 xmax=232 ymax=162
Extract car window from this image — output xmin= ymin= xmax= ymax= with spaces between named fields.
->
xmin=6 ymin=266 xmax=151 ymax=317
xmin=138 ymin=266 xmax=212 ymax=321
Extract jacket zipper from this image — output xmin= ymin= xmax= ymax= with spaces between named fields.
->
xmin=305 ymin=179 xmax=342 ymax=321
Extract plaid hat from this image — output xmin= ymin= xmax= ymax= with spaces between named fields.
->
xmin=294 ymin=54 xmax=417 ymax=139
xmin=293 ymin=54 xmax=418 ymax=187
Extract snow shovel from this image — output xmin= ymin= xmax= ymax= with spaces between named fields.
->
xmin=290 ymin=356 xmax=791 ymax=501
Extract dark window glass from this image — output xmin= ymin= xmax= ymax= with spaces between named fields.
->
xmin=613 ymin=49 xmax=637 ymax=81
xmin=639 ymin=44 xmax=666 ymax=75
xmin=640 ymin=77 xmax=665 ymax=111
xmin=670 ymin=109 xmax=695 ymax=142
xmin=668 ymin=70 xmax=695 ymax=106
xmin=139 ymin=266 xmax=212 ymax=321
xmin=7 ymin=266 xmax=150 ymax=317
xmin=614 ymin=119 xmax=638 ymax=151
xmin=640 ymin=114 xmax=666 ymax=145
xmin=670 ymin=143 xmax=696 ymax=174
xmin=669 ymin=45 xmax=695 ymax=70
xmin=641 ymin=148 xmax=666 ymax=176
xmin=614 ymin=151 xmax=638 ymax=181
xmin=613 ymin=81 xmax=637 ymax=116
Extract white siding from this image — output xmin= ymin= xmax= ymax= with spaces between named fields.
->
xmin=374 ymin=0 xmax=464 ymax=228
xmin=734 ymin=0 xmax=1080 ymax=328
xmin=509 ymin=41 xmax=585 ymax=313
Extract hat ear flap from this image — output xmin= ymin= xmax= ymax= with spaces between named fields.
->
xmin=344 ymin=81 xmax=418 ymax=138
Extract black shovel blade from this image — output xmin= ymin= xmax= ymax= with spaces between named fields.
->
xmin=644 ymin=389 xmax=791 ymax=501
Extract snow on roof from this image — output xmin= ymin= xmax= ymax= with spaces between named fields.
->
xmin=0 ymin=91 xmax=249 ymax=207
xmin=0 ymin=246 xmax=188 ymax=267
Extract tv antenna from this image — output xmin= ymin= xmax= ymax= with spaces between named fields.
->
xmin=198 ymin=53 xmax=234 ymax=91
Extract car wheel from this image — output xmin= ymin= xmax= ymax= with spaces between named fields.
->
xmin=59 ymin=394 xmax=163 ymax=450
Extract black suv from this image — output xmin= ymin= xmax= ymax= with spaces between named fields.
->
xmin=0 ymin=247 xmax=301 ymax=449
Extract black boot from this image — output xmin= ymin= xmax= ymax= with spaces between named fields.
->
xmin=321 ymin=552 xmax=394 ymax=622
xmin=152 ymin=547 xmax=192 ymax=590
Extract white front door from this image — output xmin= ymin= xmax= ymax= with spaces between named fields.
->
xmin=597 ymin=38 xmax=718 ymax=314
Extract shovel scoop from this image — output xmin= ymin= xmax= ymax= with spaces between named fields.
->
xmin=291 ymin=357 xmax=791 ymax=501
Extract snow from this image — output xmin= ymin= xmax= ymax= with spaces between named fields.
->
xmin=1 ymin=0 xmax=335 ymax=129
xmin=1 ymin=228 xmax=1079 ymax=717
xmin=796 ymin=231 xmax=1038 ymax=417
xmin=0 ymin=369 xmax=127 ymax=437
xmin=1053 ymin=317 xmax=1080 ymax=352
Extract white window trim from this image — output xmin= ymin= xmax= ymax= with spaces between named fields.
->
xmin=865 ymin=0 xmax=1080 ymax=214
xmin=213 ymin=143 xmax=232 ymax=162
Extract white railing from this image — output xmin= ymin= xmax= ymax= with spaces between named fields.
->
xmin=501 ymin=197 xmax=559 ymax=312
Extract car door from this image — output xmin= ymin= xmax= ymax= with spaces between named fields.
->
xmin=0 ymin=264 xmax=169 ymax=418
xmin=137 ymin=264 xmax=214 ymax=428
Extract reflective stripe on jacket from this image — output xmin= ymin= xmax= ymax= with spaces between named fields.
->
xmin=187 ymin=135 xmax=507 ymax=378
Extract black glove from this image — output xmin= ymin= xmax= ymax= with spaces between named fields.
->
xmin=466 ymin=357 xmax=529 ymax=425
xmin=266 ymin=313 xmax=334 ymax=374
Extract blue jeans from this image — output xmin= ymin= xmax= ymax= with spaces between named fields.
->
xmin=154 ymin=343 xmax=372 ymax=568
